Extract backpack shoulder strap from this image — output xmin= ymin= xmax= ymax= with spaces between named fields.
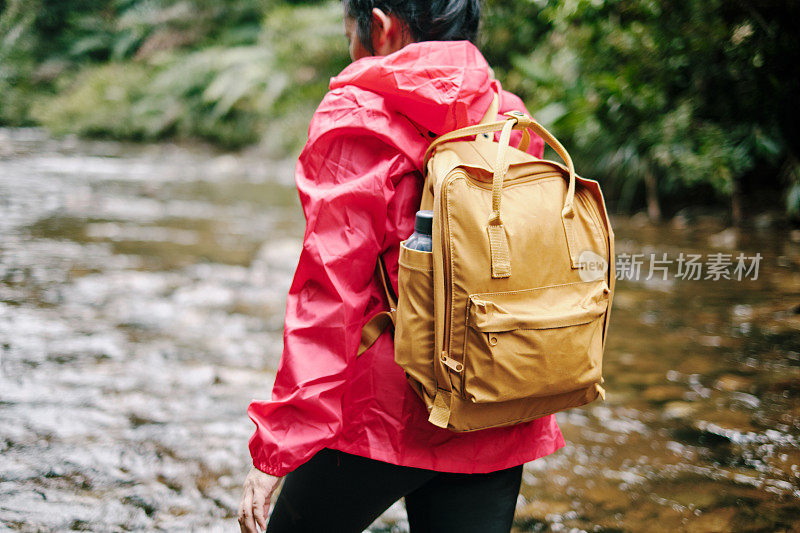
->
xmin=358 ymin=92 xmax=504 ymax=358
xmin=357 ymin=256 xmax=396 ymax=357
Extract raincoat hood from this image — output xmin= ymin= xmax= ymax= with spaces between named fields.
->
xmin=330 ymin=40 xmax=499 ymax=136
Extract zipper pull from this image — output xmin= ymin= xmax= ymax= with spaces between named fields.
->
xmin=595 ymin=383 xmax=606 ymax=400
xmin=440 ymin=352 xmax=463 ymax=373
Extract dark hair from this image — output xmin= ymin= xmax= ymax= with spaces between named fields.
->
xmin=343 ymin=0 xmax=481 ymax=54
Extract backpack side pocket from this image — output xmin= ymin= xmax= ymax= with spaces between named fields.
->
xmin=394 ymin=243 xmax=437 ymax=395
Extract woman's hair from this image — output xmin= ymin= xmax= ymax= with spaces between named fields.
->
xmin=343 ymin=0 xmax=481 ymax=54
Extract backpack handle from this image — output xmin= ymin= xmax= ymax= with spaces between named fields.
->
xmin=424 ymin=114 xmax=576 ymax=216
xmin=424 ymin=114 xmax=580 ymax=270
xmin=502 ymin=112 xmax=576 ymax=218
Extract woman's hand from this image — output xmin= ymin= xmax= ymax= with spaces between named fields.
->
xmin=238 ymin=467 xmax=283 ymax=533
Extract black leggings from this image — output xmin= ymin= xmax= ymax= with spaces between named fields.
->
xmin=266 ymin=448 xmax=523 ymax=533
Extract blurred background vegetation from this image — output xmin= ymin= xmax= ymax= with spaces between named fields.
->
xmin=1 ymin=0 xmax=798 ymax=223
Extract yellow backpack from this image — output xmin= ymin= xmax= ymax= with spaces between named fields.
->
xmin=359 ymin=101 xmax=615 ymax=432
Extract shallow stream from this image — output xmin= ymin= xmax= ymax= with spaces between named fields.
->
xmin=1 ymin=128 xmax=798 ymax=532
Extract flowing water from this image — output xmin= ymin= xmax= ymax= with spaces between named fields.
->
xmin=1 ymin=128 xmax=798 ymax=532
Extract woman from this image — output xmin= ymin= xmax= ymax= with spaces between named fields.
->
xmin=238 ymin=1 xmax=565 ymax=532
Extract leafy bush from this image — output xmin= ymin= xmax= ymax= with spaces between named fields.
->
xmin=0 ymin=0 xmax=41 ymax=124
xmin=31 ymin=46 xmax=286 ymax=147
xmin=482 ymin=0 xmax=799 ymax=220
xmin=4 ymin=0 xmax=799 ymax=220
xmin=20 ymin=0 xmax=347 ymax=149
xmin=30 ymin=62 xmax=151 ymax=139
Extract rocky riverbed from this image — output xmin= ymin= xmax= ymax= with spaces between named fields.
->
xmin=1 ymin=128 xmax=798 ymax=532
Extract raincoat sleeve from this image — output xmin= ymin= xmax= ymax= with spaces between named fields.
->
xmin=247 ymin=126 xmax=415 ymax=477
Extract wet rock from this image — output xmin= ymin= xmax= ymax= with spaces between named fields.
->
xmin=713 ymin=375 xmax=754 ymax=392
xmin=708 ymin=228 xmax=738 ymax=249
xmin=753 ymin=212 xmax=778 ymax=230
xmin=689 ymin=506 xmax=738 ymax=532
xmin=731 ymin=304 xmax=755 ymax=321
xmin=663 ymin=401 xmax=696 ymax=419
xmin=643 ymin=385 xmax=687 ymax=403
xmin=671 ymin=213 xmax=689 ymax=230
xmin=672 ymin=424 xmax=733 ymax=448
xmin=515 ymin=500 xmax=573 ymax=529
xmin=630 ymin=211 xmax=652 ymax=228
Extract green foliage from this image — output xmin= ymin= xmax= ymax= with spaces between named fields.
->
xmin=482 ymin=0 xmax=799 ymax=217
xmin=786 ymin=162 xmax=800 ymax=220
xmin=260 ymin=1 xmax=350 ymax=151
xmin=30 ymin=0 xmax=269 ymax=63
xmin=31 ymin=46 xmax=286 ymax=147
xmin=0 ymin=0 xmax=41 ymax=124
xmin=30 ymin=63 xmax=151 ymax=138
xmin=8 ymin=0 xmax=347 ymax=149
xmin=3 ymin=0 xmax=799 ymax=217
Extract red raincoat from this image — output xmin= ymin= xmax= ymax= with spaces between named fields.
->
xmin=248 ymin=41 xmax=564 ymax=477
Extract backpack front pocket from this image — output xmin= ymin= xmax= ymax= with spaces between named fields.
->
xmin=462 ymin=280 xmax=609 ymax=404
xmin=394 ymin=243 xmax=437 ymax=394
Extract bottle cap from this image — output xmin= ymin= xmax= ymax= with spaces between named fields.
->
xmin=414 ymin=210 xmax=433 ymax=236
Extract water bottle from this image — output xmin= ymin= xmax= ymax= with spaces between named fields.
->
xmin=404 ymin=210 xmax=433 ymax=252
